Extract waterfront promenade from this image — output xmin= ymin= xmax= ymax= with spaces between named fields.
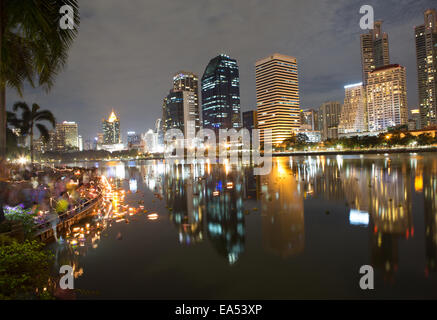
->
xmin=0 ymin=164 xmax=103 ymax=242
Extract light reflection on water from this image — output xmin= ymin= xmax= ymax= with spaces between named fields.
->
xmin=49 ymin=153 xmax=437 ymax=299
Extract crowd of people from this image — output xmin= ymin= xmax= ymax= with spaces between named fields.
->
xmin=0 ymin=160 xmax=101 ymax=229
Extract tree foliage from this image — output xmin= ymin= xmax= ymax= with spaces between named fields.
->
xmin=0 ymin=236 xmax=53 ymax=299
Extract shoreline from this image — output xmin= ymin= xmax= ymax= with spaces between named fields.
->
xmin=271 ymin=146 xmax=437 ymax=157
xmin=53 ymin=146 xmax=437 ymax=163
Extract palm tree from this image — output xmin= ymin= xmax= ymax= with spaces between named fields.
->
xmin=12 ymin=101 xmax=56 ymax=162
xmin=0 ymin=0 xmax=79 ymax=157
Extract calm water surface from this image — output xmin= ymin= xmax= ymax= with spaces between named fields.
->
xmin=49 ymin=153 xmax=437 ymax=299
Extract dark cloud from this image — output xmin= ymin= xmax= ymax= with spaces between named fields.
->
xmin=7 ymin=0 xmax=435 ymax=141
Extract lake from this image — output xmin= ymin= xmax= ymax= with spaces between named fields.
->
xmin=49 ymin=153 xmax=437 ymax=299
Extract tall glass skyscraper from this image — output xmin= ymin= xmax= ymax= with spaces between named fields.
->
xmin=201 ymin=54 xmax=241 ymax=133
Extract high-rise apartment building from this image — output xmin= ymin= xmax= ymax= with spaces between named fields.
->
xmin=338 ymin=83 xmax=368 ymax=134
xmin=255 ymin=53 xmax=300 ymax=144
xmin=318 ymin=101 xmax=342 ymax=141
xmin=415 ymin=9 xmax=437 ymax=128
xmin=366 ymin=64 xmax=408 ymax=132
xmin=360 ymin=21 xmax=390 ymax=84
xmin=201 ymin=54 xmax=241 ymax=133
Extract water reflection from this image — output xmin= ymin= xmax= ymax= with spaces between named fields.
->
xmin=261 ymin=158 xmax=304 ymax=258
xmin=52 ymin=154 xmax=437 ymax=298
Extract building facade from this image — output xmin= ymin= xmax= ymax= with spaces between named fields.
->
xmin=415 ymin=9 xmax=437 ymax=128
xmin=318 ymin=101 xmax=342 ymax=141
xmin=201 ymin=54 xmax=241 ymax=133
xmin=127 ymin=131 xmax=141 ymax=150
xmin=360 ymin=20 xmax=390 ymax=84
xmin=300 ymin=109 xmax=317 ymax=131
xmin=409 ymin=108 xmax=421 ymax=131
xmin=255 ymin=53 xmax=300 ymax=144
xmin=100 ymin=111 xmax=124 ymax=152
xmin=163 ymin=89 xmax=198 ymax=137
xmin=366 ymin=64 xmax=408 ymax=132
xmin=338 ymin=83 xmax=368 ymax=134
xmin=55 ymin=121 xmax=79 ymax=151
xmin=173 ymin=71 xmax=200 ymax=130
xmin=102 ymin=111 xmax=121 ymax=145
xmin=242 ymin=110 xmax=258 ymax=135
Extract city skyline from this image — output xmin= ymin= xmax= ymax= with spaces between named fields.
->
xmin=6 ymin=0 xmax=433 ymax=140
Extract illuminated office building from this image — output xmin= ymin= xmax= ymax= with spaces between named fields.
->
xmin=360 ymin=20 xmax=390 ymax=84
xmin=55 ymin=121 xmax=79 ymax=150
xmin=256 ymin=53 xmax=300 ymax=144
xmin=163 ymin=89 xmax=198 ymax=137
xmin=366 ymin=64 xmax=408 ymax=132
xmin=338 ymin=82 xmax=367 ymax=134
xmin=100 ymin=111 xmax=124 ymax=152
xmin=102 ymin=111 xmax=121 ymax=145
xmin=415 ymin=9 xmax=437 ymax=128
xmin=300 ymin=109 xmax=317 ymax=131
xmin=318 ymin=101 xmax=342 ymax=141
xmin=173 ymin=71 xmax=200 ymax=131
xmin=409 ymin=109 xmax=421 ymax=130
xmin=201 ymin=54 xmax=241 ymax=133
xmin=127 ymin=131 xmax=141 ymax=150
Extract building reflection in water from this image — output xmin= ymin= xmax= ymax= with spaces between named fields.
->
xmin=423 ymin=158 xmax=437 ymax=274
xmin=164 ymin=164 xmax=203 ymax=245
xmin=260 ymin=158 xmax=304 ymax=258
xmin=291 ymin=155 xmax=416 ymax=280
xmin=59 ymin=154 xmax=437 ymax=277
xmin=202 ymin=164 xmax=245 ymax=265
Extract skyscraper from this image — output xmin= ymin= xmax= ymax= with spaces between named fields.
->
xmin=102 ymin=111 xmax=121 ymax=144
xmin=300 ymin=109 xmax=317 ymax=131
xmin=318 ymin=101 xmax=342 ymax=141
xmin=255 ymin=53 xmax=300 ymax=144
xmin=409 ymin=108 xmax=421 ymax=131
xmin=162 ymin=89 xmax=198 ymax=137
xmin=366 ymin=64 xmax=408 ymax=132
xmin=415 ymin=9 xmax=437 ymax=128
xmin=173 ymin=71 xmax=200 ymax=130
xmin=338 ymin=83 xmax=368 ymax=134
xmin=201 ymin=54 xmax=241 ymax=133
xmin=242 ymin=110 xmax=258 ymax=136
xmin=55 ymin=121 xmax=79 ymax=150
xmin=360 ymin=21 xmax=390 ymax=84
xmin=127 ymin=131 xmax=141 ymax=150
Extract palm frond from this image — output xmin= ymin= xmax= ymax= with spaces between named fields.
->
xmin=2 ymin=0 xmax=80 ymax=93
xmin=34 ymin=110 xmax=56 ymax=128
xmin=35 ymin=123 xmax=50 ymax=142
xmin=12 ymin=101 xmax=30 ymax=113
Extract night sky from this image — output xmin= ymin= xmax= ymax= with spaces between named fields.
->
xmin=6 ymin=0 xmax=435 ymax=141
